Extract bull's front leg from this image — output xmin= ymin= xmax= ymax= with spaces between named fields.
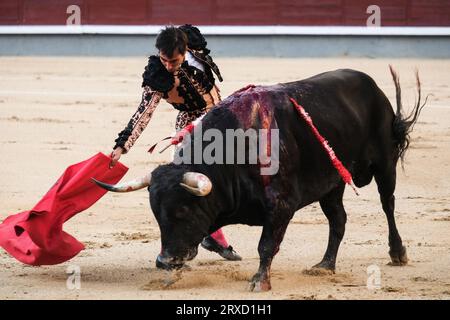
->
xmin=249 ymin=215 xmax=291 ymax=292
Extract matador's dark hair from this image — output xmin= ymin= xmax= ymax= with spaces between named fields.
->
xmin=155 ymin=26 xmax=188 ymax=57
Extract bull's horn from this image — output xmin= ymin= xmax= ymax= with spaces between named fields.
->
xmin=179 ymin=172 xmax=212 ymax=196
xmin=92 ymin=173 xmax=151 ymax=192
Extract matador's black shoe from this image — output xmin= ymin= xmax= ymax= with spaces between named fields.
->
xmin=201 ymin=236 xmax=242 ymax=261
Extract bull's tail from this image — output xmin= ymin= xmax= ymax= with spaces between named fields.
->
xmin=389 ymin=65 xmax=429 ymax=167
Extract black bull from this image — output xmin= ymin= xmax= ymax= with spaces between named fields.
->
xmin=95 ymin=68 xmax=426 ymax=291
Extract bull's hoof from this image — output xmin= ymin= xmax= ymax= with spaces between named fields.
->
xmin=312 ymin=260 xmax=336 ymax=273
xmin=248 ymin=274 xmax=271 ymax=292
xmin=303 ymin=267 xmax=334 ymax=276
xmin=388 ymin=246 xmax=408 ymax=266
xmin=156 ymin=256 xmax=187 ymax=271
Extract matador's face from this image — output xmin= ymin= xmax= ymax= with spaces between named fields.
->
xmin=159 ymin=49 xmax=185 ymax=74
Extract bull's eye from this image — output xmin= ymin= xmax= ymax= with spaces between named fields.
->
xmin=174 ymin=205 xmax=190 ymax=219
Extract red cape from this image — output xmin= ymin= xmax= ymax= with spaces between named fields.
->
xmin=0 ymin=152 xmax=128 ymax=266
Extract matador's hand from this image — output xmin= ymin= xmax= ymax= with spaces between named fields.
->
xmin=110 ymin=147 xmax=123 ymax=168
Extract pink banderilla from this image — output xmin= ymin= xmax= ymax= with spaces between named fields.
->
xmin=290 ymin=98 xmax=359 ymax=196
xmin=148 ymin=115 xmax=205 ymax=154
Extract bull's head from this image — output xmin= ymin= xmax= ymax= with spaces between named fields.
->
xmin=92 ymin=166 xmax=213 ymax=270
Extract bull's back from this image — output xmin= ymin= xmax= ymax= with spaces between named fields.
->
xmin=270 ymin=69 xmax=396 ymax=205
xmin=278 ymin=69 xmax=395 ymax=154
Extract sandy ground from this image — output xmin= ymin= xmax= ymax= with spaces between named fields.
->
xmin=0 ymin=56 xmax=449 ymax=300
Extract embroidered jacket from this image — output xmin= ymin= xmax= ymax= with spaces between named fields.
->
xmin=113 ymin=25 xmax=223 ymax=153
